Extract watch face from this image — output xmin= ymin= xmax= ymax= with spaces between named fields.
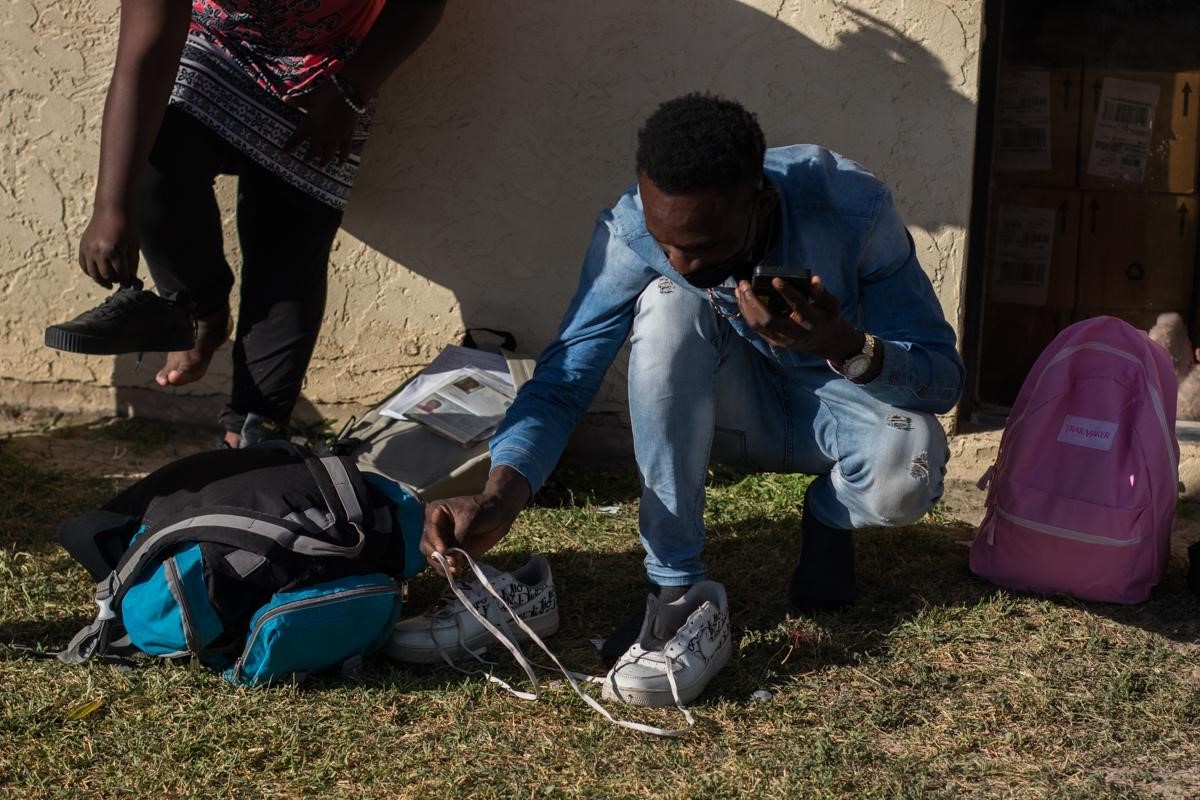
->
xmin=842 ymin=354 xmax=870 ymax=378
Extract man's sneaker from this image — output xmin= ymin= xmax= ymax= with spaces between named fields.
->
xmin=383 ymin=555 xmax=559 ymax=664
xmin=602 ymin=580 xmax=732 ymax=708
xmin=45 ymin=280 xmax=194 ymax=355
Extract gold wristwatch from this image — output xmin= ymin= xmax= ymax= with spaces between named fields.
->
xmin=830 ymin=333 xmax=876 ymax=381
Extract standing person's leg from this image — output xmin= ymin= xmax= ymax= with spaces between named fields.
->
xmin=224 ymin=162 xmax=343 ymax=443
xmin=138 ymin=107 xmax=238 ymax=385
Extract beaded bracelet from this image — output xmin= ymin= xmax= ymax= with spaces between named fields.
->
xmin=330 ymin=74 xmax=367 ymax=115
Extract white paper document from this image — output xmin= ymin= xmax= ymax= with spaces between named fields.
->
xmin=399 ymin=368 xmax=516 ymax=446
xmin=380 ymin=345 xmax=514 ymax=422
xmin=1087 ymin=77 xmax=1160 ymax=183
xmin=995 ymin=70 xmax=1053 ymax=172
xmin=991 ymin=204 xmax=1057 ymax=306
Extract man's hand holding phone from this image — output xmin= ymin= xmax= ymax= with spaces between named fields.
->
xmin=736 ymin=265 xmax=864 ymax=363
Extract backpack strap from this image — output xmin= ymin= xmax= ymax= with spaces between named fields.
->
xmin=59 ymin=505 xmax=372 ymax=665
xmin=305 ymin=455 xmax=365 ymax=527
xmin=304 ymin=454 xmax=394 ymax=535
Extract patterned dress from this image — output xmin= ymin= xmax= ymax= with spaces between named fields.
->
xmin=169 ymin=0 xmax=387 ymax=209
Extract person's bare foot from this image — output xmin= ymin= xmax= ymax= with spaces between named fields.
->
xmin=155 ymin=305 xmax=231 ymax=387
xmin=222 ymin=430 xmax=240 ymax=448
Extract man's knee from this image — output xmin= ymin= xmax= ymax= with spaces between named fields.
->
xmin=839 ymin=412 xmax=947 ymax=527
xmin=629 ymin=279 xmax=720 ymax=375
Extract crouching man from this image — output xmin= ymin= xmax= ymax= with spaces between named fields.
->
xmin=422 ymin=93 xmax=964 ymax=664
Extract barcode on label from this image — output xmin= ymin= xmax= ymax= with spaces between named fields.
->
xmin=999 ymin=221 xmax=1051 ymax=245
xmin=1101 ymin=99 xmax=1152 ymax=127
xmin=999 ymin=127 xmax=1048 ymax=149
xmin=1011 ymin=96 xmax=1048 ymax=112
xmin=997 ymin=260 xmax=1046 ymax=287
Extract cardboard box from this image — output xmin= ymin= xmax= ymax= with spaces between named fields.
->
xmin=1080 ymin=69 xmax=1200 ymax=193
xmin=978 ymin=304 xmax=1071 ymax=406
xmin=993 ymin=67 xmax=1082 ymax=188
xmin=1076 ymin=191 xmax=1197 ymax=309
xmin=985 ymin=188 xmax=1080 ymax=308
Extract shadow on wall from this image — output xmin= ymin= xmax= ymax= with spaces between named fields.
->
xmin=344 ymin=1 xmax=975 ymax=350
xmin=111 ymin=1 xmax=975 ymax=432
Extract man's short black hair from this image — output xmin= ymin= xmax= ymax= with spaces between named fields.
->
xmin=636 ymin=93 xmax=767 ymax=194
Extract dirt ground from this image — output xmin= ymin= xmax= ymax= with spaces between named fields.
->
xmin=0 ymin=408 xmax=215 ymax=483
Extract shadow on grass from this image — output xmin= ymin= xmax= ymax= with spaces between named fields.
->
xmin=383 ymin=506 xmax=1001 ymax=705
xmin=10 ymin=441 xmax=1199 ymax=702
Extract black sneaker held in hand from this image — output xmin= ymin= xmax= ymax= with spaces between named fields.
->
xmin=45 ymin=279 xmax=195 ymax=355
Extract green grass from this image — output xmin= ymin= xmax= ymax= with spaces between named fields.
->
xmin=2 ymin=437 xmax=1199 ymax=799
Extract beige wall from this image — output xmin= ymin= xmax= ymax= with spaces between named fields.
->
xmin=1 ymin=0 xmax=982 ymax=441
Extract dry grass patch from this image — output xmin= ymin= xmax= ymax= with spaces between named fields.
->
xmin=2 ymin=427 xmax=1199 ymax=798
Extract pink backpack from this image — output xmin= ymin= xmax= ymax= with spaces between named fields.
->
xmin=970 ymin=316 xmax=1179 ymax=604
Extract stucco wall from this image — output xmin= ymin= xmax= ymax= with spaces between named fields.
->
xmin=1 ymin=0 xmax=982 ymax=443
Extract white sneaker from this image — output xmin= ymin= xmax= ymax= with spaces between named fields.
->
xmin=602 ymin=581 xmax=732 ymax=708
xmin=383 ymin=555 xmax=559 ymax=664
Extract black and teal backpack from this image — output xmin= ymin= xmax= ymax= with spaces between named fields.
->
xmin=57 ymin=443 xmax=423 ymax=686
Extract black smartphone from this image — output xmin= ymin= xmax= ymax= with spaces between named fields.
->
xmin=751 ymin=266 xmax=813 ymax=314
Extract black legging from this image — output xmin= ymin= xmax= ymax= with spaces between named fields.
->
xmin=137 ymin=107 xmax=344 ymax=434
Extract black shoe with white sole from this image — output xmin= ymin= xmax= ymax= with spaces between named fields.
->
xmin=45 ymin=280 xmax=194 ymax=355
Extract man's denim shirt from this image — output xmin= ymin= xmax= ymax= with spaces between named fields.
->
xmin=491 ymin=145 xmax=965 ymax=494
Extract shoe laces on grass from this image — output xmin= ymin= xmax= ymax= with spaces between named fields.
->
xmin=431 ymin=549 xmax=695 ymax=737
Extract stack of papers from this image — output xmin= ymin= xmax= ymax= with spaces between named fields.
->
xmin=381 ymin=346 xmax=517 ymax=446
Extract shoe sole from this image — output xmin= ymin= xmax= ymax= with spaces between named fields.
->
xmin=382 ymin=607 xmax=561 ymax=664
xmin=45 ymin=325 xmax=195 ymax=355
xmin=601 ymin=639 xmax=732 ymax=708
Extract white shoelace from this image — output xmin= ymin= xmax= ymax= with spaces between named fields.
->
xmin=431 ymin=549 xmax=696 ymax=737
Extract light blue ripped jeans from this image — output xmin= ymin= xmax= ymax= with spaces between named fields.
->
xmin=628 ymin=279 xmax=949 ymax=587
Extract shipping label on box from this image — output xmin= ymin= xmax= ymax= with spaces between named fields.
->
xmin=1081 ymin=69 xmax=1200 ymax=193
xmin=995 ymin=70 xmax=1052 ymax=172
xmin=1086 ymin=78 xmax=1160 ymax=184
xmin=993 ymin=67 xmax=1081 ymax=187
xmin=986 ymin=189 xmax=1080 ymax=308
xmin=993 ymin=206 xmax=1057 ymax=304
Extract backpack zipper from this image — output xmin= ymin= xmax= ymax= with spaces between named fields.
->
xmin=230 ymin=582 xmax=399 ymax=682
xmin=164 ymin=556 xmax=200 ymax=653
xmin=994 ymin=504 xmax=1142 ymax=547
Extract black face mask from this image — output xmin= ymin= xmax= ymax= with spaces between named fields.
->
xmin=680 ymin=245 xmax=756 ymax=289
xmin=679 ymin=207 xmax=760 ymax=289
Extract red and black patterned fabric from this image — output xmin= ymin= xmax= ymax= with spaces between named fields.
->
xmin=189 ymin=0 xmax=386 ymax=99
xmin=169 ymin=0 xmax=387 ymax=209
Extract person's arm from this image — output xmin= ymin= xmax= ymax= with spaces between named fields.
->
xmin=848 ymin=189 xmax=965 ymax=413
xmin=736 ymin=188 xmax=963 ymax=413
xmin=79 ymin=0 xmax=191 ymax=289
xmin=283 ymin=0 xmax=445 ymax=165
xmin=340 ymin=0 xmax=446 ymax=99
xmin=421 ymin=210 xmax=658 ymax=574
xmin=419 ymin=465 xmax=530 ymax=576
